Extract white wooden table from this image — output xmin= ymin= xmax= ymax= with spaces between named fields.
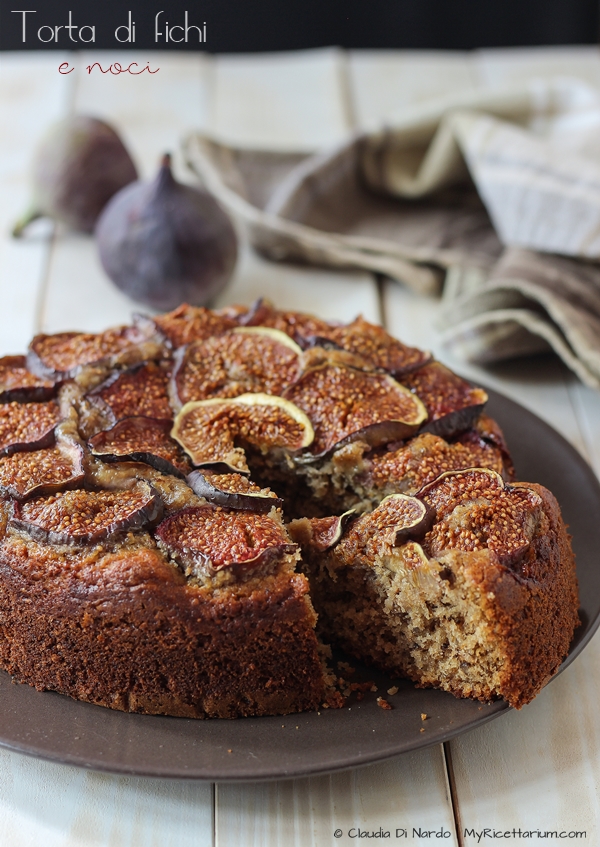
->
xmin=1 ymin=46 xmax=600 ymax=846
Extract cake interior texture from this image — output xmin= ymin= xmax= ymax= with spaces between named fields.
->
xmin=0 ymin=301 xmax=579 ymax=716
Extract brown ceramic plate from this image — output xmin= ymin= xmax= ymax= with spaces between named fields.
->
xmin=0 ymin=387 xmax=599 ymax=781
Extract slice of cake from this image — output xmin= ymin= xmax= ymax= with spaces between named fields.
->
xmin=290 ymin=468 xmax=578 ymax=708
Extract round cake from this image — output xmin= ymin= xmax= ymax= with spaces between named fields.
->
xmin=0 ymin=301 xmax=579 ymax=716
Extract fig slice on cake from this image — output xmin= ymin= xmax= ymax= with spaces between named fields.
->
xmin=0 ymin=355 xmax=60 ymax=403
xmin=155 ymin=505 xmax=295 ymax=576
xmin=138 ymin=303 xmax=238 ymax=350
xmin=238 ymin=302 xmax=431 ymax=375
xmin=237 ymin=298 xmax=334 ymax=345
xmin=0 ymin=425 xmax=85 ymax=501
xmin=282 ymin=364 xmax=427 ymax=457
xmin=0 ymin=400 xmax=63 ymax=457
xmin=86 ymin=362 xmax=173 ymax=425
xmin=365 ymin=431 xmax=508 ymax=500
xmin=27 ymin=322 xmax=162 ymax=381
xmin=89 ymin=416 xmax=190 ymax=478
xmin=324 ymin=316 xmax=432 ymax=376
xmin=171 ymin=393 xmax=314 ymax=473
xmin=186 ymin=469 xmax=283 ymax=513
xmin=170 ymin=327 xmax=303 ymax=409
xmin=11 ymin=479 xmax=162 ymax=545
xmin=417 ymin=468 xmax=543 ymax=567
xmin=288 ymin=510 xmax=356 ymax=552
xmin=290 ymin=494 xmax=432 ymax=557
xmin=401 ymin=362 xmax=488 ymax=438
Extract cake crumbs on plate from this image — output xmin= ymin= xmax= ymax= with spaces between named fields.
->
xmin=421 ymin=713 xmax=428 ymax=720
xmin=376 ymin=696 xmax=393 ymax=710
xmin=387 ymin=686 xmax=398 ymax=696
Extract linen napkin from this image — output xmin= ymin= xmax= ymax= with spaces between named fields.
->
xmin=184 ymin=79 xmax=600 ymax=388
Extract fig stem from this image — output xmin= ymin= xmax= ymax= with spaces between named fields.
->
xmin=12 ymin=208 xmax=44 ymax=239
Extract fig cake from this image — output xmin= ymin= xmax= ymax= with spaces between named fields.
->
xmin=0 ymin=301 xmax=578 ymax=717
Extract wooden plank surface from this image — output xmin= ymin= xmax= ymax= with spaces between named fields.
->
xmin=348 ymin=50 xmax=476 ymax=130
xmin=0 ymin=53 xmax=73 ymax=352
xmin=39 ymin=51 xmax=213 ymax=335
xmin=213 ymin=48 xmax=352 ymax=150
xmin=216 ymin=750 xmax=456 ymax=847
xmin=0 ymin=754 xmax=213 ymax=847
xmin=474 ymin=45 xmax=600 ymax=89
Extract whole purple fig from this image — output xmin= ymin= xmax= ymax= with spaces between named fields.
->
xmin=13 ymin=116 xmax=138 ymax=237
xmin=95 ymin=155 xmax=238 ymax=311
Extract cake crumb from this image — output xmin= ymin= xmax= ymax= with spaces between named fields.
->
xmin=337 ymin=661 xmax=356 ymax=675
xmin=376 ymin=697 xmax=392 ymax=710
xmin=227 ymin=749 xmax=232 ymax=753
xmin=387 ymin=686 xmax=399 ymax=696
xmin=420 ymin=728 xmax=425 ymax=733
xmin=323 ymin=690 xmax=346 ymax=709
xmin=421 ymin=713 xmax=428 ymax=721
xmin=343 ymin=680 xmax=375 ymax=701
xmin=370 ymin=684 xmax=378 ymax=693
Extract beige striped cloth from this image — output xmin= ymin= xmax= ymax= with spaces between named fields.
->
xmin=184 ymin=79 xmax=600 ymax=389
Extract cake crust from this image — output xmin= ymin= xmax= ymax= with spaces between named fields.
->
xmin=0 ymin=535 xmax=324 ymax=718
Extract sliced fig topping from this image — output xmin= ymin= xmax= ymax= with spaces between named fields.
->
xmin=186 ymin=470 xmax=283 ymax=513
xmin=296 ymin=510 xmax=356 ymax=552
xmin=27 ymin=323 xmax=158 ymax=380
xmin=464 ymin=414 xmax=515 ymax=480
xmin=87 ymin=362 xmax=172 ymax=424
xmin=402 ymin=362 xmax=487 ymax=438
xmin=145 ymin=303 xmax=238 ymax=349
xmin=299 ymin=343 xmax=379 ymax=374
xmin=282 ymin=365 xmax=427 ymax=456
xmin=0 ymin=355 xmax=58 ymax=403
xmin=418 ymin=468 xmax=543 ymax=566
xmin=376 ymin=494 xmax=434 ymax=545
xmin=172 ymin=394 xmax=314 ymax=472
xmin=89 ymin=417 xmax=190 ymax=478
xmin=326 ymin=317 xmax=431 ymax=376
xmin=390 ymin=540 xmax=430 ymax=571
xmin=237 ymin=298 xmax=333 ymax=344
xmin=171 ymin=327 xmax=303 ymax=408
xmin=0 ymin=400 xmax=62 ymax=457
xmin=0 ymin=432 xmax=85 ymax=501
xmin=341 ymin=493 xmax=433 ymax=558
xmin=155 ymin=505 xmax=295 ymax=574
xmin=368 ymin=431 xmax=506 ymax=496
xmin=11 ymin=480 xmax=161 ymax=545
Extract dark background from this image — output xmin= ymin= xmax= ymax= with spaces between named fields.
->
xmin=1 ymin=0 xmax=599 ymax=52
